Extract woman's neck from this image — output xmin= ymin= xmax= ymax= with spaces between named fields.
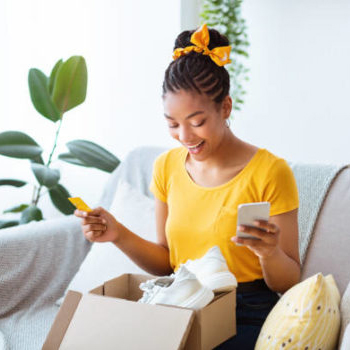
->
xmin=187 ymin=129 xmax=246 ymax=171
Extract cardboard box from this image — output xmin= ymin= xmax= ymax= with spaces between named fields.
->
xmin=43 ymin=273 xmax=236 ymax=350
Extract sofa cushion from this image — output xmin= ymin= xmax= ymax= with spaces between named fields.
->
xmin=56 ymin=180 xmax=156 ymax=305
xmin=255 ymin=273 xmax=341 ymax=350
xmin=301 ymin=167 xmax=350 ymax=295
xmin=98 ymin=146 xmax=168 ymax=209
xmin=339 ymin=281 xmax=350 ymax=349
xmin=0 ymin=329 xmax=6 ymax=350
xmin=340 ymin=323 xmax=350 ymax=350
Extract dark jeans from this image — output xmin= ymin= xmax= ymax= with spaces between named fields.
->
xmin=214 ymin=287 xmax=280 ymax=350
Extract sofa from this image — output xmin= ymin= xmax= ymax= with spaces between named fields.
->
xmin=0 ymin=146 xmax=349 ymax=349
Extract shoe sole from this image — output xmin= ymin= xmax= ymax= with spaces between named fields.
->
xmin=199 ymin=271 xmax=237 ymax=293
xmin=178 ymin=286 xmax=214 ymax=310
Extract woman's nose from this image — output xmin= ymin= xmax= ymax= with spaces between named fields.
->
xmin=178 ymin=125 xmax=192 ymax=143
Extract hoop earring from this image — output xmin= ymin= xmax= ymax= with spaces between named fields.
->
xmin=226 ymin=118 xmax=231 ymax=128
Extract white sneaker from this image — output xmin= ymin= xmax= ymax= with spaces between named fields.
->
xmin=138 ymin=275 xmax=175 ymax=304
xmin=182 ymin=245 xmax=237 ymax=293
xmin=138 ymin=265 xmax=214 ymax=310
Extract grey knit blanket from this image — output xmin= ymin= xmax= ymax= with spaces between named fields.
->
xmin=288 ymin=162 xmax=349 ymax=264
xmin=0 ymin=216 xmax=92 ymax=349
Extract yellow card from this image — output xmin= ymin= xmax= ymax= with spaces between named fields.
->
xmin=68 ymin=197 xmax=92 ymax=212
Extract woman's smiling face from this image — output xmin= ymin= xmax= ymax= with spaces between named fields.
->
xmin=163 ymin=89 xmax=232 ymax=160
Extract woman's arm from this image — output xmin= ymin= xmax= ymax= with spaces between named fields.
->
xmin=258 ymin=208 xmax=300 ymax=292
xmin=74 ymin=197 xmax=173 ymax=277
xmin=232 ymin=208 xmax=300 ymax=293
xmin=113 ymin=197 xmax=173 ymax=276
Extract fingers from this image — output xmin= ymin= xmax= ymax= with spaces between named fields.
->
xmin=83 ymin=223 xmax=107 ymax=242
xmin=74 ymin=209 xmax=87 ymax=218
xmin=233 ymin=236 xmax=264 ymax=247
xmin=253 ymin=220 xmax=279 ymax=234
xmin=237 ymin=222 xmax=278 ymax=244
xmin=85 ymin=230 xmax=104 ymax=242
xmin=232 ymin=220 xmax=280 ymax=259
xmin=74 ymin=206 xmax=104 ymax=218
xmin=83 ymin=216 xmax=107 ymax=226
xmin=88 ymin=207 xmax=104 ymax=216
xmin=83 ymin=223 xmax=107 ymax=233
xmin=237 ymin=225 xmax=270 ymax=241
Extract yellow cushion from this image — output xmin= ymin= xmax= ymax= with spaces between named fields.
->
xmin=255 ymin=273 xmax=341 ymax=350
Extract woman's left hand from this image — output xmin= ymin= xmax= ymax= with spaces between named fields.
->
xmin=231 ymin=220 xmax=281 ymax=259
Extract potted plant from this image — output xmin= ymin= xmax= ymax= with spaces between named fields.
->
xmin=0 ymin=56 xmax=120 ymax=229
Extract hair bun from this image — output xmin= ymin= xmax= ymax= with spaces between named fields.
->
xmin=173 ymin=26 xmax=229 ymax=51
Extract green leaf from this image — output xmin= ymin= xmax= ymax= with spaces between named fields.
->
xmin=20 ymin=205 xmax=43 ymax=224
xmin=52 ymin=56 xmax=87 ymax=113
xmin=49 ymin=184 xmax=75 ymax=215
xmin=30 ymin=154 xmax=45 ymax=165
xmin=66 ymin=140 xmax=120 ymax=173
xmin=0 ymin=131 xmax=43 ymax=159
xmin=58 ymin=152 xmax=92 ymax=167
xmin=28 ymin=68 xmax=61 ymax=122
xmin=0 ymin=179 xmax=27 ymax=187
xmin=49 ymin=59 xmax=63 ymax=95
xmin=0 ymin=220 xmax=19 ymax=229
xmin=31 ymin=163 xmax=60 ymax=188
xmin=234 ymin=49 xmax=249 ymax=57
xmin=3 ymin=204 xmax=29 ymax=214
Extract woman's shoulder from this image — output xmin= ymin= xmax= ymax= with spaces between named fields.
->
xmin=255 ymin=146 xmax=290 ymax=167
xmin=256 ymin=148 xmax=295 ymax=184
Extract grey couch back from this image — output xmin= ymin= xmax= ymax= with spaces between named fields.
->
xmin=301 ymin=167 xmax=350 ymax=295
xmin=100 ymin=146 xmax=350 ymax=295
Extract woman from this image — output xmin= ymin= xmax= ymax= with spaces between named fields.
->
xmin=74 ymin=24 xmax=300 ymax=349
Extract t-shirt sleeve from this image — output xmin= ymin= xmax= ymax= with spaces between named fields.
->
xmin=149 ymin=153 xmax=168 ymax=203
xmin=263 ymin=158 xmax=299 ymax=216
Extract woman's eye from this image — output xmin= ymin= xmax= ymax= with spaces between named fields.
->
xmin=168 ymin=120 xmax=205 ymax=128
xmin=193 ymin=120 xmax=205 ymax=127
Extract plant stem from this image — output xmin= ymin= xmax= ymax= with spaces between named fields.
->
xmin=47 ymin=117 xmax=63 ymax=167
xmin=31 ymin=185 xmax=37 ymax=205
xmin=34 ymin=116 xmax=63 ymax=205
xmin=34 ymin=186 xmax=42 ymax=206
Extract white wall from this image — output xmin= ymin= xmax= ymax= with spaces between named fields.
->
xmin=235 ymin=0 xmax=350 ymax=164
xmin=0 ymin=0 xmax=180 ymax=220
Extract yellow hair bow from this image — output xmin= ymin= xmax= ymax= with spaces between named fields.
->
xmin=173 ymin=23 xmax=232 ymax=67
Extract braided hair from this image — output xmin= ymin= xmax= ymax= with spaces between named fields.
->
xmin=162 ymin=27 xmax=230 ymax=105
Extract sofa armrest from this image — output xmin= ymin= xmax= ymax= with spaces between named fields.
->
xmin=0 ymin=215 xmax=91 ymax=316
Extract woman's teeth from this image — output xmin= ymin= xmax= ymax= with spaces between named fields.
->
xmin=188 ymin=141 xmax=203 ymax=149
xmin=188 ymin=141 xmax=205 ymax=153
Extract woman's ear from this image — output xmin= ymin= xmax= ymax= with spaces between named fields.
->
xmin=222 ymin=95 xmax=233 ymax=118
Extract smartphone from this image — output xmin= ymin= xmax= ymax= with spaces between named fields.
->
xmin=68 ymin=197 xmax=92 ymax=212
xmin=236 ymin=202 xmax=270 ymax=243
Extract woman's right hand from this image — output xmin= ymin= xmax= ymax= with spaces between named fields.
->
xmin=74 ymin=206 xmax=121 ymax=243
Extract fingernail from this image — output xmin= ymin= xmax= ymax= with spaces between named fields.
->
xmin=254 ymin=220 xmax=259 ymax=225
xmin=102 ymin=219 xmax=106 ymax=224
xmin=238 ymin=225 xmax=245 ymax=231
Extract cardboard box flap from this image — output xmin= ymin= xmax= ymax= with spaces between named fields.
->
xmin=43 ymin=290 xmax=82 ymax=349
xmin=46 ymin=293 xmax=195 ymax=350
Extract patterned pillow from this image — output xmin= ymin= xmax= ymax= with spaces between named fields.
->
xmin=255 ymin=273 xmax=341 ymax=350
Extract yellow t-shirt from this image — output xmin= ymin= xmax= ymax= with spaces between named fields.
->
xmin=149 ymin=146 xmax=299 ymax=283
